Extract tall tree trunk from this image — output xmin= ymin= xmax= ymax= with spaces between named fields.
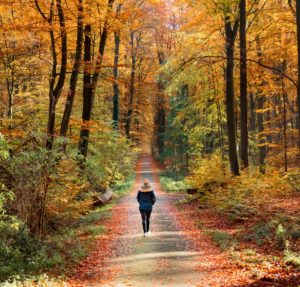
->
xmin=113 ymin=31 xmax=120 ymax=129
xmin=225 ymin=16 xmax=240 ymax=175
xmin=296 ymin=0 xmax=300 ymax=151
xmin=112 ymin=3 xmax=122 ymax=130
xmin=78 ymin=24 xmax=92 ymax=158
xmin=37 ymin=0 xmax=67 ymax=150
xmin=281 ymin=60 xmax=288 ymax=172
xmin=6 ymin=76 xmax=14 ymax=120
xmin=60 ymin=0 xmax=84 ymax=141
xmin=78 ymin=0 xmax=115 ymax=157
xmin=156 ymin=49 xmax=166 ymax=155
xmin=125 ymin=31 xmax=136 ymax=138
xmin=249 ymin=92 xmax=256 ymax=131
xmin=156 ymin=83 xmax=165 ymax=155
xmin=46 ymin=40 xmax=56 ymax=150
xmin=257 ymin=94 xmax=267 ymax=173
xmin=283 ymin=90 xmax=288 ymax=172
xmin=90 ymin=0 xmax=115 ymax=101
xmin=256 ymin=39 xmax=267 ymax=173
xmin=239 ymin=0 xmax=249 ymax=168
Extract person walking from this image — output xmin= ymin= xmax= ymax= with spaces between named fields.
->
xmin=137 ymin=179 xmax=156 ymax=237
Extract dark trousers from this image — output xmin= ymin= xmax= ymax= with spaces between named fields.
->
xmin=139 ymin=209 xmax=152 ymax=233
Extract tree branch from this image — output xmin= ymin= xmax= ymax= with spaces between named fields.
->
xmin=174 ymin=55 xmax=298 ymax=88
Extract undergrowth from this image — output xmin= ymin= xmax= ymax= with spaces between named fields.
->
xmin=159 ymin=170 xmax=189 ymax=193
xmin=0 ymin=175 xmax=135 ymax=285
xmin=168 ymin=152 xmax=300 ymax=268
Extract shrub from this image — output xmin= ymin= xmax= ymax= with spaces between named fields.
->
xmin=83 ymin=131 xmax=137 ymax=191
xmin=187 ymin=153 xmax=227 ymax=192
xmin=159 ymin=176 xmax=189 ymax=193
xmin=2 ymin=143 xmax=92 ymax=236
xmin=284 ymin=250 xmax=300 ymax=267
xmin=245 ymin=222 xmax=273 ymax=245
xmin=287 ymin=172 xmax=300 ymax=192
xmin=275 ymin=224 xmax=288 ymax=249
xmin=0 ymin=129 xmax=137 ymax=282
xmin=212 ymin=231 xmax=235 ymax=250
xmin=0 ymin=218 xmax=56 ymax=282
xmin=46 ymin=156 xmax=92 ymax=231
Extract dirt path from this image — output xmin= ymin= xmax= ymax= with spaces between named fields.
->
xmin=87 ymin=155 xmax=204 ymax=287
xmin=68 ymin=154 xmax=300 ymax=287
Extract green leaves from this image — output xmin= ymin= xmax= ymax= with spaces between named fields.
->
xmin=0 ymin=134 xmax=9 ymax=160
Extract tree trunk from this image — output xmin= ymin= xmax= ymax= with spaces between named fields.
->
xmin=296 ymin=0 xmax=300 ymax=151
xmin=113 ymin=31 xmax=120 ymax=129
xmin=156 ymin=83 xmax=166 ymax=155
xmin=125 ymin=31 xmax=136 ymax=138
xmin=283 ymin=90 xmax=288 ymax=172
xmin=112 ymin=4 xmax=122 ymax=130
xmin=257 ymin=94 xmax=267 ymax=173
xmin=239 ymin=0 xmax=249 ymax=169
xmin=256 ymin=39 xmax=267 ymax=173
xmin=155 ymin=41 xmax=167 ymax=156
xmin=90 ymin=0 xmax=115 ymax=102
xmin=60 ymin=0 xmax=84 ymax=141
xmin=78 ymin=24 xmax=92 ymax=158
xmin=46 ymin=94 xmax=56 ymax=150
xmin=78 ymin=0 xmax=114 ymax=157
xmin=249 ymin=92 xmax=256 ymax=131
xmin=6 ymin=75 xmax=14 ymax=119
xmin=44 ymin=0 xmax=67 ymax=150
xmin=225 ymin=17 xmax=240 ymax=175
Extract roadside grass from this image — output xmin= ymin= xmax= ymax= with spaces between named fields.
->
xmin=0 ymin=176 xmax=135 ymax=286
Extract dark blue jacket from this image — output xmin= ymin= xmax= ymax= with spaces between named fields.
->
xmin=137 ymin=190 xmax=156 ymax=211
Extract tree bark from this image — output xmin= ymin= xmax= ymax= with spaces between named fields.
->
xmin=225 ymin=16 xmax=240 ymax=175
xmin=296 ymin=0 xmax=300 ymax=151
xmin=60 ymin=0 xmax=84 ymax=142
xmin=112 ymin=4 xmax=122 ymax=130
xmin=256 ymin=39 xmax=267 ymax=173
xmin=125 ymin=31 xmax=136 ymax=138
xmin=113 ymin=31 xmax=120 ymax=129
xmin=249 ymin=92 xmax=256 ymax=131
xmin=239 ymin=0 xmax=249 ymax=168
xmin=156 ymin=82 xmax=165 ymax=155
xmin=78 ymin=0 xmax=115 ymax=157
xmin=37 ymin=0 xmax=67 ymax=150
xmin=156 ymin=48 xmax=166 ymax=155
xmin=78 ymin=24 xmax=92 ymax=158
xmin=6 ymin=76 xmax=14 ymax=119
xmin=90 ymin=0 xmax=115 ymax=101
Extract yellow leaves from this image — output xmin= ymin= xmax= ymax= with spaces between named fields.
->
xmin=255 ymin=108 xmax=271 ymax=114
xmin=0 ymin=129 xmax=24 ymax=137
xmin=46 ymin=158 xmax=92 ymax=224
xmin=187 ymin=153 xmax=227 ymax=190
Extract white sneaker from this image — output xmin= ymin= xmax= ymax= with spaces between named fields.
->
xmin=143 ymin=232 xmax=147 ymax=237
xmin=147 ymin=231 xmax=151 ymax=235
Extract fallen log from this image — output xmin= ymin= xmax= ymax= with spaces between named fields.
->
xmin=93 ymin=189 xmax=113 ymax=207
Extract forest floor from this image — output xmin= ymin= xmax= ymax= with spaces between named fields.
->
xmin=67 ymin=155 xmax=300 ymax=287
